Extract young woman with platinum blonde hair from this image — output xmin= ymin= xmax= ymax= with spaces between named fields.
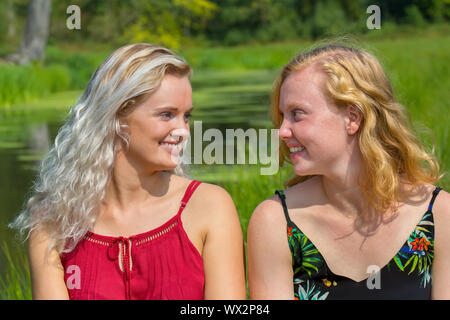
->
xmin=247 ymin=44 xmax=450 ymax=300
xmin=10 ymin=43 xmax=246 ymax=300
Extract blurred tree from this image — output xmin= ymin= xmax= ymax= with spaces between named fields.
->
xmin=47 ymin=0 xmax=217 ymax=49
xmin=0 ymin=0 xmax=28 ymax=47
xmin=121 ymin=0 xmax=217 ymax=49
xmin=6 ymin=0 xmax=17 ymax=39
xmin=6 ymin=0 xmax=51 ymax=64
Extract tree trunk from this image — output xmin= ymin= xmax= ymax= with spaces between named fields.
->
xmin=7 ymin=0 xmax=51 ymax=65
xmin=7 ymin=0 xmax=16 ymax=40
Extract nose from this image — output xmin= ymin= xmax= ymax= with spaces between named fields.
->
xmin=278 ymin=116 xmax=292 ymax=141
xmin=170 ymin=115 xmax=190 ymax=138
xmin=170 ymin=127 xmax=189 ymax=143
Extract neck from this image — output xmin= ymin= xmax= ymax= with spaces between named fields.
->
xmin=102 ymin=151 xmax=172 ymax=212
xmin=319 ymin=149 xmax=368 ymax=219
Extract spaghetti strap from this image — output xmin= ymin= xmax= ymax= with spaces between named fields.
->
xmin=427 ymin=186 xmax=442 ymax=212
xmin=177 ymin=180 xmax=202 ymax=216
xmin=275 ymin=190 xmax=293 ymax=225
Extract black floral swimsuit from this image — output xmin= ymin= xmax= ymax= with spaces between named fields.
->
xmin=275 ymin=187 xmax=442 ymax=300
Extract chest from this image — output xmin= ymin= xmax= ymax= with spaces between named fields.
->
xmin=289 ymin=205 xmax=430 ymax=282
xmin=92 ymin=203 xmax=205 ymax=256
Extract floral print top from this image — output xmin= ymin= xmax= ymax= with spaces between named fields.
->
xmin=275 ymin=187 xmax=442 ymax=300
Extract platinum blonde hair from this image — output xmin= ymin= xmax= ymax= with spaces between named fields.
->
xmin=10 ymin=43 xmax=192 ymax=254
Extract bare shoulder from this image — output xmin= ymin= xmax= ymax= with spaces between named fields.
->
xmin=196 ymin=181 xmax=234 ymax=203
xmin=29 ymin=227 xmax=54 ymax=257
xmin=247 ymin=185 xmax=293 ymax=299
xmin=248 ymin=192 xmax=290 ymax=247
xmin=433 ymin=187 xmax=450 ymax=225
xmin=28 ymin=227 xmax=63 ymax=269
xmin=249 ymin=194 xmax=285 ymax=229
xmin=172 ymin=175 xmax=234 ymax=207
xmin=249 ymin=177 xmax=319 ymax=228
xmin=28 ymin=227 xmax=69 ymax=299
xmin=189 ymin=181 xmax=236 ymax=211
xmin=187 ymin=181 xmax=239 ymax=228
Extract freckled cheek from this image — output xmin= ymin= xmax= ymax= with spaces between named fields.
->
xmin=290 ymin=123 xmax=315 ymax=145
xmin=291 ymin=120 xmax=343 ymax=149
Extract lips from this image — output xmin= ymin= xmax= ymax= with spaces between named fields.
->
xmin=159 ymin=138 xmax=182 ymax=155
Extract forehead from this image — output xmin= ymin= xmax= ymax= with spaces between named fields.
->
xmin=158 ymin=73 xmax=192 ymax=94
xmin=141 ymin=74 xmax=192 ymax=108
xmin=279 ymin=64 xmax=329 ymax=110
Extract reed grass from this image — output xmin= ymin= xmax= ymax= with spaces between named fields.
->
xmin=0 ymin=240 xmax=31 ymax=300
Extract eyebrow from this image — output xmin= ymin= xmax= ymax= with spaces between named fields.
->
xmin=154 ymin=106 xmax=194 ymax=112
xmin=282 ymin=103 xmax=310 ymax=111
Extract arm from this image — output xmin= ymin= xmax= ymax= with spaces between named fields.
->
xmin=200 ymin=184 xmax=246 ymax=299
xmin=28 ymin=229 xmax=69 ymax=299
xmin=431 ymin=189 xmax=450 ymax=299
xmin=247 ymin=198 xmax=294 ymax=299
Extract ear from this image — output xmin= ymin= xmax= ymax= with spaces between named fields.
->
xmin=346 ymin=104 xmax=362 ymax=135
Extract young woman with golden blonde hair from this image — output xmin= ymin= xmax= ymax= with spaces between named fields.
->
xmin=247 ymin=45 xmax=449 ymax=300
xmin=11 ymin=43 xmax=246 ymax=300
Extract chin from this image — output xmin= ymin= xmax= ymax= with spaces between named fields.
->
xmin=154 ymin=163 xmax=177 ymax=172
xmin=160 ymin=157 xmax=180 ymax=170
xmin=292 ymin=165 xmax=317 ymax=177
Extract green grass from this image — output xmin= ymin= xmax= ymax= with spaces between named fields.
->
xmin=0 ymin=63 xmax=71 ymax=106
xmin=0 ymin=240 xmax=31 ymax=300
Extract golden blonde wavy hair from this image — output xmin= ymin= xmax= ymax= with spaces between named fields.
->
xmin=271 ymin=44 xmax=440 ymax=216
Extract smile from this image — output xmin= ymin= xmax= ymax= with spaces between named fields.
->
xmin=159 ymin=141 xmax=181 ymax=147
xmin=159 ymin=140 xmax=182 ymax=155
xmin=289 ymin=146 xmax=305 ymax=153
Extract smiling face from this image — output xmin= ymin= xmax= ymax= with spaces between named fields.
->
xmin=278 ymin=63 xmax=355 ymax=177
xmin=120 ymin=73 xmax=193 ymax=173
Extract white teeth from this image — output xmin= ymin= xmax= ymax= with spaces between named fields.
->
xmin=160 ymin=142 xmax=180 ymax=148
xmin=289 ymin=146 xmax=305 ymax=153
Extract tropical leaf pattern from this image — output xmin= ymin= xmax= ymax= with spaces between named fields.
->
xmin=286 ymin=207 xmax=435 ymax=300
xmin=389 ymin=212 xmax=434 ymax=288
xmin=287 ymin=223 xmax=332 ymax=300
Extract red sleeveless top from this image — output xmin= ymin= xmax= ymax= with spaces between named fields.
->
xmin=60 ymin=180 xmax=204 ymax=300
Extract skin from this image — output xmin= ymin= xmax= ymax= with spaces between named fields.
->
xmin=29 ymin=74 xmax=246 ymax=300
xmin=247 ymin=63 xmax=450 ymax=299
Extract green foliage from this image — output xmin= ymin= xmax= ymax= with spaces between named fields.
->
xmin=44 ymin=46 xmax=108 ymax=89
xmin=0 ymin=63 xmax=70 ymax=106
xmin=122 ymin=0 xmax=218 ymax=49
xmin=49 ymin=0 xmax=217 ymax=50
xmin=309 ymin=0 xmax=348 ymax=39
xmin=404 ymin=5 xmax=427 ymax=27
xmin=0 ymin=240 xmax=31 ymax=300
xmin=0 ymin=45 xmax=108 ymax=106
xmin=1 ymin=0 xmax=449 ymax=50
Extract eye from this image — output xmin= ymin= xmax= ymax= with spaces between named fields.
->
xmin=160 ymin=112 xmax=174 ymax=120
xmin=184 ymin=112 xmax=192 ymax=121
xmin=292 ymin=109 xmax=306 ymax=119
